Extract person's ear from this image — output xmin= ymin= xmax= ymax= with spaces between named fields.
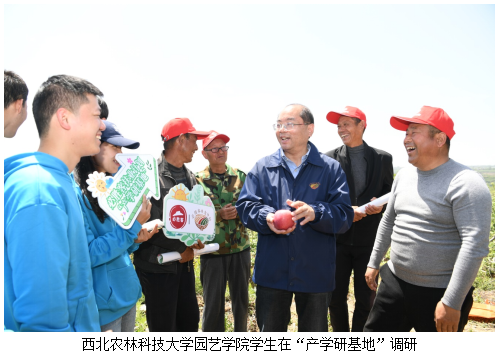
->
xmin=307 ymin=123 xmax=315 ymax=138
xmin=14 ymin=99 xmax=24 ymax=114
xmin=55 ymin=108 xmax=72 ymax=131
xmin=202 ymin=149 xmax=208 ymax=160
xmin=436 ymin=132 xmax=447 ymax=148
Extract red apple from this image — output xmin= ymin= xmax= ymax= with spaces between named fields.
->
xmin=273 ymin=210 xmax=294 ymax=230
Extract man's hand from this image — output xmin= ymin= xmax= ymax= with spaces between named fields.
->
xmin=190 ymin=239 xmax=205 ymax=250
xmin=179 ymin=247 xmax=194 ymax=263
xmin=434 ymin=301 xmax=460 ymax=332
xmin=287 ymin=199 xmax=315 ymax=225
xmin=219 ymin=204 xmax=238 ymax=220
xmin=134 ymin=225 xmax=159 ymax=243
xmin=364 ymin=197 xmax=384 ymax=215
xmin=365 ymin=267 xmax=380 ymax=291
xmin=266 ymin=212 xmax=296 ymax=235
xmin=136 ymin=195 xmax=152 ymax=225
xmin=353 ymin=206 xmax=367 ymax=222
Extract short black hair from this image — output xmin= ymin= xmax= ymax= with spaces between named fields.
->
xmin=98 ymin=97 xmax=109 ymax=119
xmin=163 ymin=133 xmax=192 ymax=152
xmin=350 ymin=117 xmax=366 ymax=133
xmin=4 ymin=70 xmax=28 ymax=109
xmin=428 ymin=125 xmax=450 ymax=151
xmin=285 ymin=103 xmax=314 ymax=124
xmin=32 ymin=75 xmax=103 ymax=138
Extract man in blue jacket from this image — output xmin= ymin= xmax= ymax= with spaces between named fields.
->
xmin=4 ymin=75 xmax=105 ymax=332
xmin=236 ymin=103 xmax=354 ymax=332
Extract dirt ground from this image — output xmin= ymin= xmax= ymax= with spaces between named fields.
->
xmin=200 ymin=289 xmax=495 ymax=333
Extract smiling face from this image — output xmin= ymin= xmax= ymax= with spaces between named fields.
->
xmin=202 ymin=138 xmax=228 ymax=167
xmin=95 ymin=179 xmax=108 ymax=192
xmin=93 ymin=141 xmax=123 ymax=174
xmin=404 ymin=123 xmax=445 ymax=170
xmin=337 ymin=116 xmax=364 ymax=147
xmin=276 ymin=105 xmax=314 ymax=154
xmin=70 ymin=94 xmax=106 ymax=157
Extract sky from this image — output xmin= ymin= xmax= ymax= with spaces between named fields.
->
xmin=3 ymin=4 xmax=495 ymax=175
xmin=1 ymin=3 xmax=498 ymax=353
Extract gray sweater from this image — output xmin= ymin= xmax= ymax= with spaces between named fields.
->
xmin=368 ymin=158 xmax=491 ymax=310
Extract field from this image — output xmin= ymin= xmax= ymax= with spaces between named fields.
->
xmin=134 ymin=167 xmax=495 ymax=332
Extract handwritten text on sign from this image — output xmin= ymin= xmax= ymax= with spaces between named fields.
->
xmin=87 ymin=154 xmax=160 ymax=229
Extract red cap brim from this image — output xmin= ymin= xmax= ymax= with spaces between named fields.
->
xmin=326 ymin=111 xmax=342 ymax=124
xmin=203 ymin=134 xmax=230 ymax=149
xmin=189 ymin=130 xmax=211 ymax=140
xmin=390 ymin=116 xmax=429 ymax=131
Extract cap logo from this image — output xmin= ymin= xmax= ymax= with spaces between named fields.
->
xmin=414 ymin=112 xmax=421 ymax=117
xmin=342 ymin=107 xmax=349 ymax=114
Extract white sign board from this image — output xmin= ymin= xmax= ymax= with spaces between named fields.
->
xmin=162 ymin=184 xmax=216 ymax=245
xmin=86 ymin=153 xmax=160 ymax=229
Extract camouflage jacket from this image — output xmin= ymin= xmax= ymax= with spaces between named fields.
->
xmin=196 ymin=164 xmax=249 ymax=255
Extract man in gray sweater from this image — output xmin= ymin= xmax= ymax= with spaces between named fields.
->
xmin=364 ymin=105 xmax=491 ymax=332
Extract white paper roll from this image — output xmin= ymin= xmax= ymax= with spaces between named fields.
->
xmin=357 ymin=193 xmax=391 ymax=214
xmin=157 ymin=243 xmax=220 ymax=264
xmin=142 ymin=219 xmax=164 ymax=232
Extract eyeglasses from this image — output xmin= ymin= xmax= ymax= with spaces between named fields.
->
xmin=273 ymin=123 xmax=309 ymax=131
xmin=204 ymin=146 xmax=229 ymax=153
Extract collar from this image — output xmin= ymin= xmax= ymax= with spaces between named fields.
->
xmin=158 ymin=150 xmax=187 ymax=177
xmin=266 ymin=141 xmax=324 ymax=168
xmin=201 ymin=164 xmax=237 ymax=180
xmin=279 ymin=143 xmax=311 ymax=167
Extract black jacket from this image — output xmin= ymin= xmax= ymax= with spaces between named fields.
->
xmin=133 ymin=152 xmax=198 ymax=273
xmin=324 ymin=141 xmax=393 ymax=246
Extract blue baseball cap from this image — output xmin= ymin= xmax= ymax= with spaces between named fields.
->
xmin=100 ymin=121 xmax=140 ymax=149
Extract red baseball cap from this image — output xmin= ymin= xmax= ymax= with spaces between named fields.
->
xmin=326 ymin=106 xmax=367 ymax=127
xmin=390 ymin=106 xmax=455 ymax=139
xmin=202 ymin=130 xmax=230 ymax=149
xmin=161 ymin=118 xmax=210 ymax=141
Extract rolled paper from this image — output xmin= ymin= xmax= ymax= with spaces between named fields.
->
xmin=194 ymin=243 xmax=220 ymax=256
xmin=157 ymin=251 xmax=181 ymax=264
xmin=357 ymin=193 xmax=391 ymax=214
xmin=157 ymin=243 xmax=220 ymax=264
xmin=142 ymin=219 xmax=164 ymax=232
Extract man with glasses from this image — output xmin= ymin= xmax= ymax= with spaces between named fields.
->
xmin=236 ymin=104 xmax=354 ymax=332
xmin=196 ymin=131 xmax=250 ymax=332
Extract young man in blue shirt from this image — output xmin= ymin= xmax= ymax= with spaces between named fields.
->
xmin=4 ymin=75 xmax=105 ymax=331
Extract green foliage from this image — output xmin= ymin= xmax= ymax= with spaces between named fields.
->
xmin=134 ymin=294 xmax=148 ymax=332
xmin=194 ymin=256 xmax=203 ymax=295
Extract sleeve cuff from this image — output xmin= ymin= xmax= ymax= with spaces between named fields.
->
xmin=130 ymin=220 xmax=143 ymax=235
xmin=216 ymin=210 xmax=223 ymax=223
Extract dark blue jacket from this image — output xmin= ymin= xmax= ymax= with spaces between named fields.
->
xmin=235 ymin=142 xmax=354 ymax=293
